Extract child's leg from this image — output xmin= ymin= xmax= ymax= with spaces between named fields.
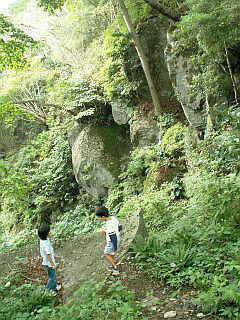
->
xmin=104 ymin=253 xmax=117 ymax=269
xmin=46 ymin=266 xmax=57 ymax=291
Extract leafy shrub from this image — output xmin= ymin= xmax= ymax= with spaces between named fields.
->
xmin=126 ymin=146 xmax=162 ymax=178
xmin=52 ymin=206 xmax=97 ymax=241
xmin=189 ymin=131 xmax=240 ymax=174
xmin=38 ymin=281 xmax=143 ymax=320
xmin=174 ymin=0 xmax=240 ymax=100
xmin=197 ymin=277 xmax=240 ymax=318
xmin=0 ymin=130 xmax=79 ymax=230
xmin=128 ymin=169 xmax=240 ymax=317
xmin=185 ymin=173 xmax=240 ymax=225
xmin=0 ymin=273 xmax=56 ymax=320
xmin=118 ymin=184 xmax=182 ymax=231
xmin=156 ymin=113 xmax=175 ymax=132
xmin=161 ymin=123 xmax=187 ymax=156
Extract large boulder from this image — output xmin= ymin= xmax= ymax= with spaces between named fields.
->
xmin=70 ymin=124 xmax=130 ymax=198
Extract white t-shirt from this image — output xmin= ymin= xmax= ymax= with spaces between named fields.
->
xmin=104 ymin=216 xmax=120 ymax=242
xmin=40 ymin=239 xmax=56 ymax=267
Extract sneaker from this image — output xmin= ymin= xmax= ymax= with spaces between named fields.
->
xmin=44 ymin=290 xmax=57 ymax=297
xmin=112 ymin=269 xmax=120 ymax=276
xmin=56 ymin=284 xmax=62 ymax=291
xmin=107 ymin=266 xmax=114 ymax=272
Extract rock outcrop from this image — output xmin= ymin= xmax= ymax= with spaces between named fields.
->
xmin=70 ymin=124 xmax=130 ymax=198
xmin=166 ymin=32 xmax=206 ymax=134
xmin=130 ymin=112 xmax=160 ymax=147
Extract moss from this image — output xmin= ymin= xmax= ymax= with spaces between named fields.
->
xmin=91 ymin=125 xmax=131 ymax=177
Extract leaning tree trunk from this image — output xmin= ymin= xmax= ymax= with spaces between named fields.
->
xmin=116 ymin=0 xmax=162 ymax=114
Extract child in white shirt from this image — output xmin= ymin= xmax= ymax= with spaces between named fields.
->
xmin=95 ymin=207 xmax=120 ymax=275
xmin=38 ymin=224 xmax=59 ymax=294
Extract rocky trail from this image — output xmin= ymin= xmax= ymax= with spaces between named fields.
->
xmin=0 ymin=230 xmax=215 ymax=320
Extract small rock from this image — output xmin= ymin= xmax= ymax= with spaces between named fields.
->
xmin=142 ymin=296 xmax=160 ymax=307
xmin=151 ymin=306 xmax=157 ymax=311
xmin=4 ymin=281 xmax=11 ymax=288
xmin=197 ymin=313 xmax=204 ymax=318
xmin=164 ymin=311 xmax=177 ymax=318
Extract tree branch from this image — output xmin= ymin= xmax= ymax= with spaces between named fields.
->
xmin=143 ymin=0 xmax=181 ymax=22
xmin=13 ymin=99 xmax=76 ymax=122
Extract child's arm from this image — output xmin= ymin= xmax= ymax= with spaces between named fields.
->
xmin=46 ymin=254 xmax=57 ymax=269
xmin=55 ymin=255 xmax=61 ymax=265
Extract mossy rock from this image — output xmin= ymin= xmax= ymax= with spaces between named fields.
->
xmin=71 ymin=124 xmax=130 ymax=198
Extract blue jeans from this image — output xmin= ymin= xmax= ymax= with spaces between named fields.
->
xmin=45 ymin=266 xmax=57 ymax=291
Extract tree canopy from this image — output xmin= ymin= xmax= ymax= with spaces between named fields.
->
xmin=0 ymin=13 xmax=37 ymax=71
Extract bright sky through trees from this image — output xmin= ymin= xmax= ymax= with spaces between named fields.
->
xmin=0 ymin=0 xmax=17 ymax=11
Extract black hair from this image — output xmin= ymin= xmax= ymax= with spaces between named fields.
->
xmin=37 ymin=224 xmax=50 ymax=240
xmin=95 ymin=206 xmax=109 ymax=217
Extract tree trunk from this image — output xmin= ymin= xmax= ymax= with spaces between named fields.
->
xmin=224 ymin=44 xmax=239 ymax=105
xmin=116 ymin=0 xmax=162 ymax=114
xmin=143 ymin=0 xmax=181 ymax=22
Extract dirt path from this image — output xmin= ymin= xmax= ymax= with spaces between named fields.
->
xmin=56 ymin=233 xmax=105 ymax=299
xmin=112 ymin=262 xmax=214 ymax=320
xmin=0 ymin=233 xmax=215 ymax=320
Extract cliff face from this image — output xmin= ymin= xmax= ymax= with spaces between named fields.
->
xmin=69 ymin=20 xmax=199 ymax=198
xmin=70 ymin=17 xmax=235 ymax=199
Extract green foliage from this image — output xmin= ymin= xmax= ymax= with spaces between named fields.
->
xmin=0 ymin=130 xmax=79 ymax=230
xmin=49 ymin=78 xmax=109 ymax=125
xmin=156 ymin=113 xmax=175 ymax=132
xmin=0 ymin=273 xmax=56 ymax=320
xmin=0 ymin=94 xmax=43 ymax=153
xmin=98 ymin=0 xmax=152 ymax=103
xmin=0 ymin=14 xmax=37 ymax=71
xmin=0 ymin=56 xmax=110 ymax=128
xmin=126 ymin=145 xmax=162 ymax=177
xmin=124 ymin=0 xmax=152 ymax=25
xmin=108 ymin=123 xmax=187 ymax=215
xmin=45 ymin=281 xmax=144 ymax=320
xmin=52 ymin=205 xmax=97 ymax=241
xmin=175 ymin=0 xmax=240 ymax=100
xmin=178 ymin=0 xmax=240 ymax=54
xmin=188 ymin=131 xmax=240 ymax=175
xmin=189 ymin=107 xmax=240 ymax=175
xmin=119 ymin=184 xmax=185 ymax=231
xmin=125 ymin=168 xmax=240 ymax=317
xmin=185 ymin=173 xmax=240 ymax=225
xmin=197 ymin=279 xmax=240 ymax=318
xmin=0 ymin=276 xmax=144 ymax=320
xmin=37 ymin=0 xmax=67 ymax=13
xmin=161 ymin=123 xmax=187 ymax=156
xmin=100 ymin=28 xmax=139 ymax=103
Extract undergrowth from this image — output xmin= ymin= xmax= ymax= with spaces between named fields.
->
xmin=108 ymin=116 xmax=240 ymax=319
xmin=0 ymin=273 xmax=144 ymax=320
